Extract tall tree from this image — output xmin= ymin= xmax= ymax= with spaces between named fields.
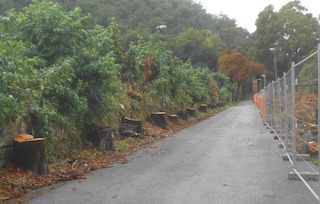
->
xmin=172 ymin=27 xmax=223 ymax=69
xmin=252 ymin=0 xmax=320 ymax=80
xmin=219 ymin=49 xmax=266 ymax=100
xmin=211 ymin=14 xmax=252 ymax=56
xmin=218 ymin=49 xmax=247 ymax=100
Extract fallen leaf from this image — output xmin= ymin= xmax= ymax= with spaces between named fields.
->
xmin=121 ymin=159 xmax=129 ymax=164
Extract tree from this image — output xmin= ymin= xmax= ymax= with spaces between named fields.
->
xmin=275 ymin=1 xmax=320 ymax=65
xmin=6 ymin=1 xmax=86 ymax=65
xmin=219 ymin=49 xmax=265 ymax=100
xmin=0 ymin=1 xmax=122 ymax=157
xmin=1 ymin=0 xmax=254 ymax=67
xmin=211 ymin=14 xmax=252 ymax=56
xmin=246 ymin=60 xmax=267 ymax=80
xmin=253 ymin=0 xmax=320 ymax=80
xmin=173 ymin=27 xmax=223 ymax=69
xmin=219 ymin=49 xmax=247 ymax=100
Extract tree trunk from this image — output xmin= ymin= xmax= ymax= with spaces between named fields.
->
xmin=168 ymin=114 xmax=178 ymax=123
xmin=199 ymin=104 xmax=207 ymax=112
xmin=13 ymin=134 xmax=48 ymax=175
xmin=89 ymin=125 xmax=114 ymax=151
xmin=236 ymin=81 xmax=243 ymax=101
xmin=187 ymin=108 xmax=196 ymax=117
xmin=177 ymin=111 xmax=188 ymax=120
xmin=121 ymin=117 xmax=142 ymax=133
xmin=119 ymin=117 xmax=143 ymax=139
xmin=149 ymin=112 xmax=166 ymax=129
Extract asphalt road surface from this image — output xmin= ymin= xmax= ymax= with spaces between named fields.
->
xmin=26 ymin=101 xmax=319 ymax=204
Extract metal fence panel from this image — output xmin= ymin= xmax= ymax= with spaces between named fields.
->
xmin=254 ymin=44 xmax=320 ymax=202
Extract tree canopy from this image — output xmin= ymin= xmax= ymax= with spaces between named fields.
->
xmin=252 ymin=0 xmax=320 ymax=80
xmin=219 ymin=49 xmax=266 ymax=100
xmin=172 ymin=27 xmax=223 ymax=69
xmin=0 ymin=0 xmax=252 ymax=70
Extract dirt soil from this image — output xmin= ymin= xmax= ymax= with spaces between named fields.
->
xmin=0 ymin=107 xmax=228 ymax=203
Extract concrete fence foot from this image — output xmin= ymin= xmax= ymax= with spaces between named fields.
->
xmin=288 ymin=171 xmax=319 ymax=181
xmin=282 ymin=154 xmax=310 ymax=161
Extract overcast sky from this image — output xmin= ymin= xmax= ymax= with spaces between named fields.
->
xmin=194 ymin=0 xmax=320 ymax=33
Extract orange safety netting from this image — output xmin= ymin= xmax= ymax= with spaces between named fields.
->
xmin=253 ymin=92 xmax=266 ymax=121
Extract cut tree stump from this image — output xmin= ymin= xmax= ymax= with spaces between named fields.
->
xmin=149 ymin=112 xmax=166 ymax=129
xmin=119 ymin=123 xmax=136 ymax=139
xmin=216 ymin=103 xmax=224 ymax=108
xmin=297 ymin=134 xmax=318 ymax=156
xmin=13 ymin=134 xmax=48 ymax=175
xmin=121 ymin=117 xmax=142 ymax=133
xmin=168 ymin=114 xmax=178 ymax=123
xmin=89 ymin=125 xmax=115 ymax=151
xmin=209 ymin=104 xmax=216 ymax=109
xmin=119 ymin=117 xmax=143 ymax=139
xmin=177 ymin=111 xmax=188 ymax=120
xmin=187 ymin=108 xmax=196 ymax=117
xmin=199 ymin=104 xmax=207 ymax=112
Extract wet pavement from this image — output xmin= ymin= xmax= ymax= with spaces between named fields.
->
xmin=26 ymin=101 xmax=319 ymax=204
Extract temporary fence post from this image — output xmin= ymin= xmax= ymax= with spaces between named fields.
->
xmin=317 ymin=43 xmax=320 ymax=184
xmin=265 ymin=84 xmax=270 ymax=124
xmin=283 ymin=72 xmax=289 ymax=150
xmin=277 ymin=79 xmax=282 ymax=134
xmin=271 ymin=82 xmax=275 ymax=129
xmin=265 ymin=85 xmax=268 ymax=123
xmin=262 ymin=75 xmax=267 ymax=123
xmin=291 ymin=62 xmax=296 ymax=168
xmin=270 ymin=83 xmax=272 ymax=125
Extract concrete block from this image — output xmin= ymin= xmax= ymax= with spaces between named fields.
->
xmin=288 ymin=171 xmax=319 ymax=181
xmin=278 ymin=143 xmax=284 ymax=148
xmin=282 ymin=154 xmax=310 ymax=161
xmin=278 ymin=143 xmax=291 ymax=148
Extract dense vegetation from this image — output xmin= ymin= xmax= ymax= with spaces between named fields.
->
xmin=0 ymin=0 xmax=252 ymax=70
xmin=252 ymin=1 xmax=320 ymax=79
xmin=0 ymin=1 xmax=236 ymax=158
xmin=0 ymin=0 xmax=319 ymax=159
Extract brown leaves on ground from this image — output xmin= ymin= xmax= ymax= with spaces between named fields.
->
xmin=0 ymin=106 xmax=227 ymax=202
xmin=0 ymin=148 xmax=129 ymax=202
xmin=0 ymin=165 xmax=51 ymax=201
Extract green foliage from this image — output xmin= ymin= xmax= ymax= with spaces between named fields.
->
xmin=297 ymin=57 xmax=318 ymax=94
xmin=86 ymin=18 xmax=122 ymax=59
xmin=0 ymin=0 xmax=235 ymax=159
xmin=121 ymin=35 xmax=162 ymax=87
xmin=211 ymin=14 xmax=251 ymax=55
xmin=0 ymin=94 xmax=18 ymax=121
xmin=29 ymin=106 xmax=51 ymax=138
xmin=11 ymin=1 xmax=87 ymax=65
xmin=253 ymin=1 xmax=320 ymax=80
xmin=173 ymin=27 xmax=223 ymax=69
xmin=73 ymin=50 xmax=121 ymax=123
xmin=1 ymin=0 xmax=252 ymax=68
xmin=114 ymin=138 xmax=132 ymax=152
xmin=0 ymin=1 xmax=123 ymax=158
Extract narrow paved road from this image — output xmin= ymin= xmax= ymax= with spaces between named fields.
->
xmin=26 ymin=101 xmax=318 ymax=204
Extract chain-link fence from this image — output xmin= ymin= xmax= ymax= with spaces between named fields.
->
xmin=254 ymin=44 xmax=320 ymax=202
